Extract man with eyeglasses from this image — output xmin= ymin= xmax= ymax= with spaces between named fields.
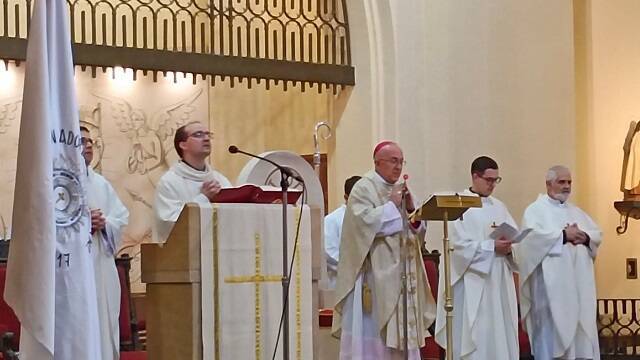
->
xmin=332 ymin=141 xmax=436 ymax=359
xmin=80 ymin=126 xmax=130 ymax=360
xmin=152 ymin=121 xmax=231 ymax=243
xmin=516 ymin=166 xmax=601 ymax=359
xmin=435 ymin=156 xmax=520 ymax=359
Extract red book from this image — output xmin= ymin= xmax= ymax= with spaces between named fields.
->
xmin=213 ymin=184 xmax=303 ymax=204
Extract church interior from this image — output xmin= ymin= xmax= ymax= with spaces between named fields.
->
xmin=1 ymin=0 xmax=640 ymax=359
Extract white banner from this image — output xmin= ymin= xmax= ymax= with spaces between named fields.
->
xmin=3 ymin=0 xmax=101 ymax=358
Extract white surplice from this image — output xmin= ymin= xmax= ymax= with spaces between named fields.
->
xmin=517 ymin=194 xmax=602 ymax=360
xmin=153 ymin=160 xmax=231 ymax=243
xmin=87 ymin=168 xmax=129 ymax=360
xmin=434 ymin=189 xmax=519 ymax=360
xmin=324 ymin=204 xmax=346 ymax=289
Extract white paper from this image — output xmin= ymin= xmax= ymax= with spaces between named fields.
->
xmin=489 ymin=223 xmax=532 ymax=243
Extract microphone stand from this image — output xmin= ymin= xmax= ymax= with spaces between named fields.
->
xmin=228 ymin=146 xmax=299 ymax=360
xmin=400 ymin=188 xmax=410 ymax=360
xmin=279 ymin=169 xmax=291 ymax=360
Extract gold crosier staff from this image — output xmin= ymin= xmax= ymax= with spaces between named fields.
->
xmin=313 ymin=122 xmax=331 ymax=175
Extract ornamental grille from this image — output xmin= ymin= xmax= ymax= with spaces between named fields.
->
xmin=0 ymin=0 xmax=354 ymax=90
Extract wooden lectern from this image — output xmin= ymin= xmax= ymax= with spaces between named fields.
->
xmin=412 ymin=195 xmax=481 ymax=360
xmin=141 ymin=203 xmax=203 ymax=360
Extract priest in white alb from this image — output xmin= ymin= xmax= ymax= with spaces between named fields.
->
xmin=324 ymin=175 xmax=361 ymax=288
xmin=153 ymin=121 xmax=232 ymax=243
xmin=435 ymin=156 xmax=520 ymax=359
xmin=516 ymin=165 xmax=601 ymax=359
xmin=332 ymin=141 xmax=436 ymax=359
xmin=81 ymin=126 xmax=130 ymax=360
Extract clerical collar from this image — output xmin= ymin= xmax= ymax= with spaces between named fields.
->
xmin=181 ymin=159 xmax=207 ymax=172
xmin=468 ymin=187 xmax=488 ymax=198
xmin=373 ymin=170 xmax=397 ymax=186
xmin=173 ymin=161 xmax=217 ymax=183
xmin=544 ymin=194 xmax=567 ymax=207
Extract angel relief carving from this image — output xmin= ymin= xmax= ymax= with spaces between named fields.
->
xmin=0 ymin=75 xmax=208 ymax=290
xmin=0 ymin=97 xmax=21 ymax=135
xmin=93 ymin=88 xmax=203 ymax=175
xmin=84 ymin=88 xmax=206 ymax=289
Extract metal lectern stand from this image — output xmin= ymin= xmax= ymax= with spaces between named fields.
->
xmin=411 ymin=194 xmax=481 ymax=360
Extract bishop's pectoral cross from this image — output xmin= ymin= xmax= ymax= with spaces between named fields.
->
xmin=224 ymin=233 xmax=282 ymax=360
xmin=491 ymin=221 xmax=498 ymax=229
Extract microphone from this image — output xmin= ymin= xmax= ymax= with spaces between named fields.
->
xmin=228 ymin=145 xmax=305 ymax=183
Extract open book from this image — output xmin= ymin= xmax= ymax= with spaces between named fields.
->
xmin=489 ymin=222 xmax=532 ymax=244
xmin=213 ymin=184 xmax=303 ymax=204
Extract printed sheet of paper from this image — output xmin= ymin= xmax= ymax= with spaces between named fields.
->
xmin=489 ymin=222 xmax=532 ymax=243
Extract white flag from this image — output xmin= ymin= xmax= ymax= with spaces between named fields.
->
xmin=4 ymin=0 xmax=101 ymax=359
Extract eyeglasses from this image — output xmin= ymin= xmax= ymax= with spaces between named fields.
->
xmin=188 ymin=131 xmax=213 ymax=139
xmin=80 ymin=137 xmax=93 ymax=146
xmin=379 ymin=158 xmax=406 ymax=166
xmin=479 ymin=175 xmax=502 ymax=184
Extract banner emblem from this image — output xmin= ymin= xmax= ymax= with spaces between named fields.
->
xmin=53 ymin=167 xmax=83 ymax=227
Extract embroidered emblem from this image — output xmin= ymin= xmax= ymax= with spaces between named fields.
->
xmin=53 ymin=167 xmax=84 ymax=227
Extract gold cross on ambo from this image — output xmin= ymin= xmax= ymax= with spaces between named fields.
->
xmin=224 ymin=233 xmax=282 ymax=359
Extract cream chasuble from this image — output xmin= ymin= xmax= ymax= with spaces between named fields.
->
xmin=516 ymin=194 xmax=602 ymax=359
xmin=153 ymin=160 xmax=231 ymax=243
xmin=434 ymin=189 xmax=519 ymax=359
xmin=333 ymin=170 xmax=436 ymax=358
xmin=197 ymin=203 xmax=313 ymax=360
xmin=87 ymin=168 xmax=129 ymax=360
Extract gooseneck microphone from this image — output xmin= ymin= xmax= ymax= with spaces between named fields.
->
xmin=228 ymin=145 xmax=305 ymax=183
